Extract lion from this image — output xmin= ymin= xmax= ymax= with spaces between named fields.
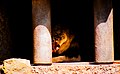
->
xmin=52 ymin=25 xmax=81 ymax=62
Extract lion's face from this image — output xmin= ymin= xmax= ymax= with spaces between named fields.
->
xmin=52 ymin=25 xmax=74 ymax=54
xmin=52 ymin=30 xmax=68 ymax=53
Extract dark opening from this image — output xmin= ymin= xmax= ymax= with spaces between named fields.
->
xmin=51 ymin=0 xmax=95 ymax=62
xmin=113 ymin=0 xmax=120 ymax=60
xmin=0 ymin=0 xmax=33 ymax=63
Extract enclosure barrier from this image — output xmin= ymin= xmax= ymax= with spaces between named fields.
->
xmin=32 ymin=0 xmax=52 ymax=64
xmin=1 ymin=0 xmax=120 ymax=74
xmin=94 ymin=0 xmax=114 ymax=63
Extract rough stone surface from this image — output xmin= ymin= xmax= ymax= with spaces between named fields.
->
xmin=31 ymin=62 xmax=120 ymax=74
xmin=2 ymin=58 xmax=32 ymax=74
xmin=0 ymin=61 xmax=120 ymax=74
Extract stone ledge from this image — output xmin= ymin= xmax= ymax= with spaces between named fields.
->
xmin=32 ymin=62 xmax=120 ymax=74
xmin=1 ymin=60 xmax=120 ymax=74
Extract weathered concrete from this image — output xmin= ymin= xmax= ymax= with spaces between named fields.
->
xmin=94 ymin=0 xmax=114 ymax=63
xmin=33 ymin=25 xmax=52 ymax=64
xmin=32 ymin=0 xmax=52 ymax=64
xmin=31 ymin=62 xmax=120 ymax=74
xmin=0 ymin=59 xmax=120 ymax=74
xmin=32 ymin=0 xmax=51 ymax=32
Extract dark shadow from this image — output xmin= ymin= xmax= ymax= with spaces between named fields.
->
xmin=51 ymin=0 xmax=95 ymax=62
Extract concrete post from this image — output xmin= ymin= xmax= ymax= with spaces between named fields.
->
xmin=94 ymin=0 xmax=114 ymax=63
xmin=32 ymin=0 xmax=52 ymax=64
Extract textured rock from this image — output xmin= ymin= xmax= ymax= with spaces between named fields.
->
xmin=1 ymin=61 xmax=120 ymax=74
xmin=31 ymin=62 xmax=120 ymax=74
xmin=2 ymin=58 xmax=32 ymax=74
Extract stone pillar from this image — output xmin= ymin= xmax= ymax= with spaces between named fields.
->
xmin=94 ymin=0 xmax=114 ymax=63
xmin=32 ymin=0 xmax=52 ymax=64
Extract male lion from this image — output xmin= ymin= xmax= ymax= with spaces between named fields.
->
xmin=52 ymin=25 xmax=81 ymax=62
